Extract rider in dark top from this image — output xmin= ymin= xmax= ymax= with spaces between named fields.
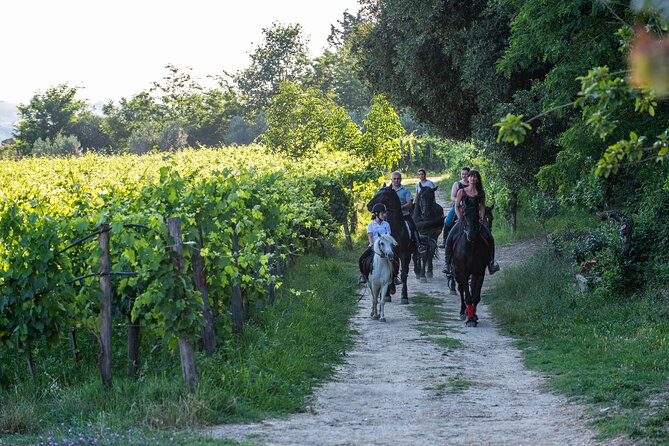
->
xmin=439 ymin=167 xmax=470 ymax=248
xmin=442 ymin=170 xmax=500 ymax=275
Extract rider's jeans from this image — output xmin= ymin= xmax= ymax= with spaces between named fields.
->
xmin=443 ymin=206 xmax=456 ymax=230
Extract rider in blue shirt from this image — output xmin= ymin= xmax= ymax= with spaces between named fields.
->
xmin=391 ymin=171 xmax=425 ymax=255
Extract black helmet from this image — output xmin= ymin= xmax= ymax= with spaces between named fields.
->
xmin=372 ymin=203 xmax=387 ymax=214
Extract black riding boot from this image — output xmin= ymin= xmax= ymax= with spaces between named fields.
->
xmin=414 ymin=230 xmax=427 ymax=254
xmin=441 ymin=223 xmax=458 ymax=274
xmin=482 ymin=225 xmax=500 ymax=274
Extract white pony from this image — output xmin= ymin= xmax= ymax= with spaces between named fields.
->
xmin=369 ymin=233 xmax=398 ymax=322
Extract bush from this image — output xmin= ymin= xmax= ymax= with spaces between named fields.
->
xmin=32 ymin=134 xmax=82 ymax=157
xmin=128 ymin=121 xmax=160 ymax=154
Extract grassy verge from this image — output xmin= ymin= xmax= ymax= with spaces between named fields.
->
xmin=488 ymin=247 xmax=669 ymax=443
xmin=0 ymin=247 xmax=362 ymax=445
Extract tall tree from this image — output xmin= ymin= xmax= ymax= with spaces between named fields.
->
xmin=234 ymin=23 xmax=311 ymax=111
xmin=14 ymin=84 xmax=85 ymax=156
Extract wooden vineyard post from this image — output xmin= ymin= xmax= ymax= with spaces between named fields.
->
xmin=70 ymin=328 xmax=80 ymax=363
xmin=266 ymin=243 xmax=276 ymax=305
xmin=165 ymin=217 xmax=199 ymax=392
xmin=127 ymin=316 xmax=140 ymax=378
xmin=98 ymin=224 xmax=112 ymax=387
xmin=193 ymin=229 xmax=216 ymax=357
xmin=230 ymin=222 xmax=243 ymax=334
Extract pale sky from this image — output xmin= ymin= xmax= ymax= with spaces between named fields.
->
xmin=1 ymin=0 xmax=361 ymax=105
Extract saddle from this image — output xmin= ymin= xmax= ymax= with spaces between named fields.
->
xmin=451 ymin=230 xmax=491 ymax=250
xmin=361 ymin=256 xmax=374 ymax=278
xmin=361 ymin=253 xmax=397 ymax=295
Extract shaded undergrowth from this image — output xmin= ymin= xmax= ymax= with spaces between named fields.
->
xmin=488 ymin=247 xmax=669 ymax=444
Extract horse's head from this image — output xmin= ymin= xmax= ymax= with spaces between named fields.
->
xmin=416 ymin=185 xmax=437 ymax=221
xmin=367 ymin=185 xmax=400 ymax=214
xmin=483 ymin=204 xmax=494 ymax=231
xmin=461 ymin=204 xmax=482 ymax=243
xmin=374 ymin=234 xmax=397 ymax=260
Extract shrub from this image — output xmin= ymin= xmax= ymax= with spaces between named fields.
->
xmin=32 ymin=133 xmax=82 ymax=157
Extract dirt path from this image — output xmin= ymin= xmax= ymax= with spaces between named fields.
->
xmin=208 ymin=198 xmax=625 ymax=445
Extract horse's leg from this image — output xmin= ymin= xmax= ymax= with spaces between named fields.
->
xmin=457 ymin=276 xmax=467 ymax=320
xmin=379 ymin=283 xmax=387 ymax=322
xmin=465 ymin=275 xmax=478 ymax=327
xmin=419 ymin=250 xmax=428 ymax=283
xmin=426 ymin=240 xmax=435 ymax=278
xmin=413 ymin=251 xmax=421 ymax=279
xmin=470 ymin=274 xmax=485 ymax=321
xmin=400 ymin=252 xmax=410 ymax=305
xmin=371 ymin=284 xmax=380 ymax=319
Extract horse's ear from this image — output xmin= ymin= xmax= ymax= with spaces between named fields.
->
xmin=418 ymin=183 xmax=423 ymax=191
xmin=433 ymin=185 xmax=438 ymax=191
xmin=382 ymin=182 xmax=387 ymax=188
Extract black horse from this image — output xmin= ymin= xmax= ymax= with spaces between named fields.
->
xmin=451 ymin=204 xmax=492 ymax=327
xmin=367 ymin=185 xmax=413 ymax=304
xmin=446 ymin=205 xmax=494 ymax=295
xmin=413 ymin=185 xmax=443 ymax=282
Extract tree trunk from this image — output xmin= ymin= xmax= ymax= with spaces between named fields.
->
xmin=193 ymin=230 xmax=216 ymax=357
xmin=508 ymin=189 xmax=518 ymax=234
xmin=98 ymin=224 xmax=112 ymax=387
xmin=166 ymin=217 xmax=199 ymax=391
xmin=317 ymin=234 xmax=337 ymax=256
xmin=343 ymin=217 xmax=353 ymax=251
xmin=348 ymin=182 xmax=358 ymax=234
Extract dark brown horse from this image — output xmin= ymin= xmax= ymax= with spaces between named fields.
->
xmin=413 ymin=184 xmax=443 ymax=282
xmin=367 ymin=185 xmax=413 ymax=304
xmin=451 ymin=204 xmax=493 ymax=326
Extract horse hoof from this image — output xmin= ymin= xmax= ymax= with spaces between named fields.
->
xmin=465 ymin=318 xmax=478 ymax=327
xmin=400 ymin=298 xmax=409 ymax=305
xmin=419 ymin=277 xmax=427 ymax=283
xmin=459 ymin=312 xmax=466 ymax=321
xmin=379 ymin=317 xmax=386 ymax=322
xmin=450 ymin=290 xmax=458 ymax=296
xmin=372 ymin=314 xmax=380 ymax=320
xmin=426 ymin=272 xmax=433 ymax=279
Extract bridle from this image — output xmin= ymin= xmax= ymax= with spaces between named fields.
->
xmin=373 ymin=238 xmax=393 ymax=259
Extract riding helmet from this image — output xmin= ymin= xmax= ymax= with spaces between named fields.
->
xmin=371 ymin=203 xmax=387 ymax=214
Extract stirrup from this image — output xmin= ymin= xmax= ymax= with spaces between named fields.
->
xmin=488 ymin=262 xmax=500 ymax=274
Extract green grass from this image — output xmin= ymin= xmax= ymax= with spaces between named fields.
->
xmin=408 ymin=293 xmax=461 ymax=351
xmin=488 ymin=247 xmax=669 ymax=443
xmin=0 ymin=247 xmax=362 ymax=445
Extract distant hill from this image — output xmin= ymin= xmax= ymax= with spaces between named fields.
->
xmin=0 ymin=102 xmax=18 ymax=141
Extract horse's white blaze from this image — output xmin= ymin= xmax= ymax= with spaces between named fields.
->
xmin=368 ymin=234 xmax=397 ymax=322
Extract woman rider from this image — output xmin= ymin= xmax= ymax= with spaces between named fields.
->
xmin=438 ymin=167 xmax=470 ymax=248
xmin=442 ymin=170 xmax=500 ymax=275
